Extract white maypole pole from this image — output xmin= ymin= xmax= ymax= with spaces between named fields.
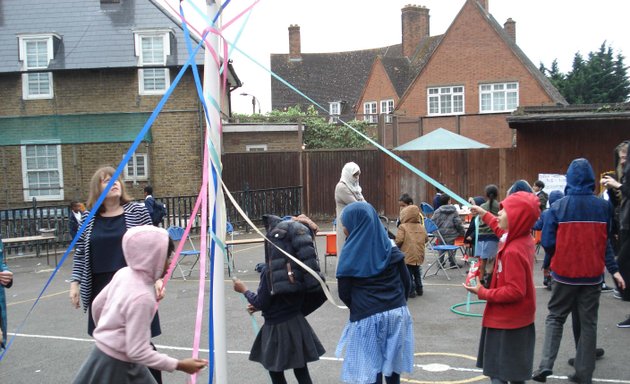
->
xmin=203 ymin=0 xmax=228 ymax=382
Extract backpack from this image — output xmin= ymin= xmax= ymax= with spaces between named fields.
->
xmin=151 ymin=199 xmax=167 ymax=226
xmin=262 ymin=214 xmax=327 ymax=316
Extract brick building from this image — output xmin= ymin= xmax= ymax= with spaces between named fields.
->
xmin=0 ymin=0 xmax=242 ymax=209
xmin=271 ymin=0 xmax=567 ymax=148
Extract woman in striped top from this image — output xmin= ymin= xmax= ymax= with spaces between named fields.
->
xmin=69 ymin=166 xmax=162 ymax=381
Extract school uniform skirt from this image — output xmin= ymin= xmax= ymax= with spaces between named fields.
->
xmin=249 ymin=313 xmax=325 ymax=372
xmin=335 ymin=306 xmax=414 ymax=384
xmin=72 ymin=346 xmax=157 ymax=384
xmin=476 ymin=323 xmax=535 ymax=381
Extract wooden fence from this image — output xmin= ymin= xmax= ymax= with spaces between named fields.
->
xmin=223 ymin=146 xmax=616 ymax=220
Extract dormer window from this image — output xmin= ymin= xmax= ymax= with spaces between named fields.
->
xmin=18 ymin=34 xmax=59 ymax=100
xmin=134 ymin=30 xmax=172 ymax=95
xmin=330 ymin=102 xmax=341 ymax=116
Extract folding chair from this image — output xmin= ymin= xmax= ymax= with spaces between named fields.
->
xmin=324 ymin=233 xmax=337 ymax=274
xmin=167 ymin=226 xmax=201 ymax=280
xmin=532 ymin=230 xmax=542 ymax=262
xmin=423 ymin=218 xmax=464 ymax=280
xmin=420 ymin=202 xmax=434 ymax=218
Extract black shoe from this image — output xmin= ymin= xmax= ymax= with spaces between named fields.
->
xmin=416 ymin=289 xmax=423 ymax=297
xmin=617 ymin=317 xmax=630 ymax=328
xmin=568 ymin=348 xmax=605 ymax=366
xmin=613 ymin=289 xmax=623 ymax=299
xmin=409 ymin=291 xmax=417 ymax=298
xmin=567 ymin=373 xmax=591 ymax=384
xmin=531 ymin=368 xmax=553 ymax=382
xmin=601 ymin=283 xmax=613 ymax=292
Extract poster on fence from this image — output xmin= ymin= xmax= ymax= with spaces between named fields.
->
xmin=538 ymin=173 xmax=566 ymax=196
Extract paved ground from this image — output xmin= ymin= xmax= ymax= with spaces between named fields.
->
xmin=2 ymin=226 xmax=630 ymax=383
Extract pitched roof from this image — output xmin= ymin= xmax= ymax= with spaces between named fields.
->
xmin=270 ymin=45 xmax=402 ymax=116
xmin=0 ymin=0 xmax=204 ymax=73
xmin=472 ymin=1 xmax=567 ymax=105
xmin=379 ymin=34 xmax=443 ymax=98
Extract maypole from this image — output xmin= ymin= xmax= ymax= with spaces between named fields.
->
xmin=204 ymin=0 xmax=228 ymax=382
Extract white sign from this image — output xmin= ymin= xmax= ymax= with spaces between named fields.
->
xmin=538 ymin=173 xmax=566 ymax=195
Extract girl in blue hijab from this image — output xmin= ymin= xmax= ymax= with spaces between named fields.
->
xmin=335 ymin=201 xmax=414 ymax=384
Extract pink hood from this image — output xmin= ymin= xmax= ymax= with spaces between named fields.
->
xmin=122 ymin=225 xmax=169 ymax=282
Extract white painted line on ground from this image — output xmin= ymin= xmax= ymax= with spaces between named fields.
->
xmin=7 ymin=333 xmax=630 ymax=383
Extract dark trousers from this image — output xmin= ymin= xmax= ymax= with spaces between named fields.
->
xmin=406 ymin=264 xmax=423 ymax=293
xmin=617 ymin=230 xmax=630 ymax=301
xmin=538 ymin=282 xmax=600 ymax=382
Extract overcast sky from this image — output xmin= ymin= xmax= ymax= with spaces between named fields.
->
xmin=159 ymin=0 xmax=630 ymax=114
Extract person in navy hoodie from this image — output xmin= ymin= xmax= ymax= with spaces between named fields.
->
xmin=532 ymin=158 xmax=625 ymax=383
xmin=335 ymin=201 xmax=414 ymax=384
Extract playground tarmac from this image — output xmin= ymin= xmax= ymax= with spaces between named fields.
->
xmin=2 ymin=226 xmax=630 ymax=383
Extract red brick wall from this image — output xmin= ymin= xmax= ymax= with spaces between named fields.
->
xmin=358 ymin=58 xmax=400 ymax=116
xmin=395 ymin=1 xmax=557 ymax=148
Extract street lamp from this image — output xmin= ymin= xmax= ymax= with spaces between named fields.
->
xmin=240 ymin=92 xmax=261 ymax=114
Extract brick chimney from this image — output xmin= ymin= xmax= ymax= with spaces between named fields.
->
xmin=476 ymin=0 xmax=489 ymax=12
xmin=503 ymin=18 xmax=516 ymax=42
xmin=288 ymin=24 xmax=302 ymax=61
xmin=401 ymin=5 xmax=430 ymax=58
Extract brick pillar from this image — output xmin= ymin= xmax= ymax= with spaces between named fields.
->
xmin=288 ymin=24 xmax=301 ymax=61
xmin=503 ymin=18 xmax=516 ymax=42
xmin=401 ymin=5 xmax=429 ymax=58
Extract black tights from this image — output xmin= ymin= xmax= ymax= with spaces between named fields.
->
xmin=371 ymin=372 xmax=400 ymax=384
xmin=268 ymin=366 xmax=312 ymax=384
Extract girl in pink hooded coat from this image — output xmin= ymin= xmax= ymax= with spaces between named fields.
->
xmin=73 ymin=225 xmax=207 ymax=383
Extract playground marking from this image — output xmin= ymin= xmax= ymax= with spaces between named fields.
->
xmin=8 ymin=334 xmax=630 ymax=383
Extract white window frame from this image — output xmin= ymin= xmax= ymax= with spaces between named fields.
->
xmin=329 ymin=102 xmax=341 ymax=116
xmin=479 ymin=82 xmax=519 ymax=113
xmin=363 ymin=101 xmax=378 ymax=123
xmin=246 ymin=144 xmax=268 ymax=152
xmin=134 ymin=30 xmax=171 ymax=95
xmin=18 ymin=34 xmax=57 ymax=100
xmin=123 ymin=153 xmax=149 ymax=182
xmin=427 ymin=86 xmax=465 ymax=116
xmin=20 ymin=142 xmax=64 ymax=201
xmin=380 ymin=99 xmax=394 ymax=123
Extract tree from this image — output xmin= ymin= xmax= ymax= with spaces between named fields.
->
xmin=231 ymin=105 xmax=375 ymax=149
xmin=540 ymin=42 xmax=630 ymax=104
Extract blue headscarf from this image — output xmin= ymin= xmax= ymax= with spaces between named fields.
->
xmin=508 ymin=179 xmax=533 ymax=195
xmin=336 ymin=201 xmax=393 ymax=278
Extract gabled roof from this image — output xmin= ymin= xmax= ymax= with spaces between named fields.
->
xmin=0 ymin=0 xmax=204 ymax=73
xmin=475 ymin=2 xmax=567 ymax=105
xmin=270 ymin=45 xmax=402 ymax=116
xmin=378 ymin=34 xmax=443 ymax=98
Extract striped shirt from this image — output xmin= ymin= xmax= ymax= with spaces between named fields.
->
xmin=71 ymin=202 xmax=152 ymax=312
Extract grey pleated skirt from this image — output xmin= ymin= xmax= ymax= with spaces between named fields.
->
xmin=249 ymin=313 xmax=325 ymax=372
xmin=476 ymin=323 xmax=535 ymax=381
xmin=72 ymin=346 xmax=157 ymax=384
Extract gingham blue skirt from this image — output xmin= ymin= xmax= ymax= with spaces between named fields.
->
xmin=335 ymin=306 xmax=414 ymax=384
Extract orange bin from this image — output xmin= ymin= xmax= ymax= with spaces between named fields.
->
xmin=325 ymin=233 xmax=337 ymax=256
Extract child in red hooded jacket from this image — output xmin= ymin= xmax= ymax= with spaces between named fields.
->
xmin=465 ymin=191 xmax=540 ymax=383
